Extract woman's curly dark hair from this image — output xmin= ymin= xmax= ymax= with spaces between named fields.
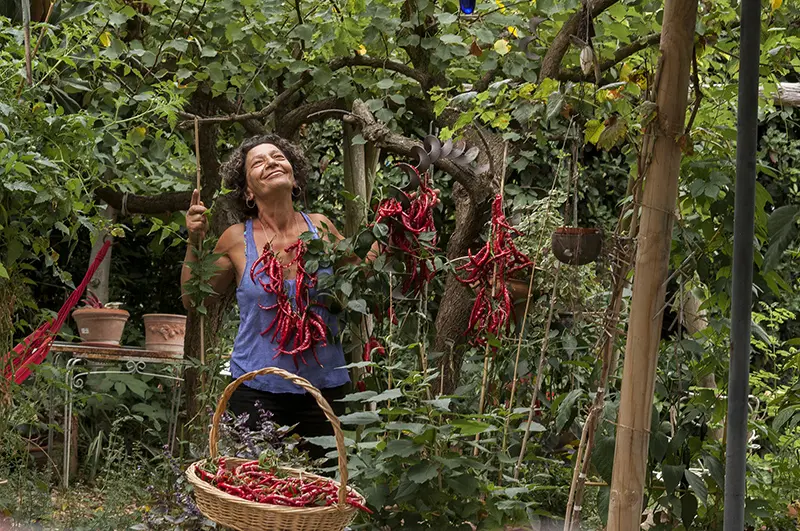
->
xmin=221 ymin=134 xmax=311 ymax=218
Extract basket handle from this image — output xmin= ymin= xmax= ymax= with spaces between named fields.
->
xmin=208 ymin=367 xmax=349 ymax=508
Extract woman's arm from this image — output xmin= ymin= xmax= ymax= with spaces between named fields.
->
xmin=307 ymin=213 xmax=380 ymax=265
xmin=180 ymin=190 xmax=236 ymax=310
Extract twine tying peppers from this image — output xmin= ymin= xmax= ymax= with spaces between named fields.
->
xmin=373 ymin=164 xmax=440 ymax=296
xmin=250 ymin=239 xmax=328 ymax=369
xmin=457 ymin=193 xmax=533 ymax=346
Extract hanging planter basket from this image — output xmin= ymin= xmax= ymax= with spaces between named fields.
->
xmin=551 ymin=227 xmax=602 ymax=266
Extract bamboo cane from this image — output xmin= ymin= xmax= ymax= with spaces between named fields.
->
xmin=514 ymin=264 xmax=560 ymax=479
xmin=194 ymin=117 xmax=206 ymax=369
xmin=473 ymin=143 xmax=508 ymax=456
xmin=16 ymin=1 xmax=54 ymax=98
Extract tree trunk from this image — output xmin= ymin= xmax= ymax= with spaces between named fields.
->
xmin=342 ymin=120 xmax=370 ymax=236
xmin=607 ymin=0 xmax=698 ymax=527
xmin=433 ymin=182 xmax=492 ymax=393
xmin=88 ymin=203 xmax=116 ymax=303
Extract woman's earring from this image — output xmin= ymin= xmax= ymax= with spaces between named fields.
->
xmin=291 ymin=187 xmax=301 ymax=199
xmin=245 ymin=196 xmax=255 ymax=209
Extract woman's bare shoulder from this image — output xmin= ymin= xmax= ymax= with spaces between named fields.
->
xmin=305 ymin=213 xmax=344 ymax=240
xmin=217 ymin=222 xmax=246 ymax=251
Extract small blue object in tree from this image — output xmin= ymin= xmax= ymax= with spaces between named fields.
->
xmin=460 ymin=0 xmax=476 ymax=14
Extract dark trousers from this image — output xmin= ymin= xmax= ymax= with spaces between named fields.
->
xmin=227 ymin=380 xmax=347 ymax=461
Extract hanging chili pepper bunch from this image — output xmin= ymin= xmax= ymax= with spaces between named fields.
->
xmin=373 ymin=164 xmax=440 ymax=295
xmin=250 ymin=240 xmax=327 ymax=369
xmin=196 ymin=458 xmax=372 ymax=513
xmin=457 ymin=194 xmax=533 ymax=346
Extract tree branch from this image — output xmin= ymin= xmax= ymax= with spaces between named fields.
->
xmin=95 ymin=187 xmax=192 ymax=215
xmin=180 ymin=54 xmax=430 ymax=128
xmin=180 ymin=72 xmax=312 ymax=126
xmin=557 ymin=32 xmax=661 ymax=82
xmin=350 ymin=99 xmax=490 ymax=199
xmin=276 ymin=97 xmax=346 ymax=138
xmin=539 ymin=0 xmax=620 ymax=80
xmin=329 ymin=55 xmax=431 ymax=88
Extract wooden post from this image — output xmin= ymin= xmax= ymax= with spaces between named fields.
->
xmin=88 ymin=203 xmax=116 ymax=303
xmin=342 ymin=120 xmax=370 ymax=237
xmin=607 ymin=0 xmax=698 ymax=527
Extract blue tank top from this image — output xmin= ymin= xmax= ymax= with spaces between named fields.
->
xmin=230 ymin=214 xmax=350 ymax=394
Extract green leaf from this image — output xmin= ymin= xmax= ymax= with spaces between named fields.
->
xmin=662 ymin=464 xmax=685 ymax=495
xmin=59 ymin=2 xmax=97 ymax=21
xmin=555 ymin=389 xmax=582 ymax=432
xmin=347 ymin=299 xmax=368 ymax=314
xmin=597 ymin=486 xmax=610 ymax=526
xmin=0 ymin=263 xmax=8 ymax=279
xmin=704 ymin=454 xmax=725 ymax=488
xmin=451 ymin=419 xmax=493 ymax=436
xmin=337 ymin=390 xmax=377 ymax=402
xmin=772 ymin=405 xmax=799 ymax=431
xmin=684 ymin=469 xmax=708 ymax=505
xmin=545 ymin=92 xmax=564 ymax=122
xmin=681 ymin=491 xmax=699 ymax=528
xmin=407 ymin=460 xmax=438 ymax=483
xmin=368 ymin=388 xmax=403 ymax=403
xmin=584 ymin=119 xmax=606 ymax=144
xmin=439 ymin=34 xmax=463 ymax=45
xmin=592 ymin=436 xmax=616 ymax=484
xmin=376 ymin=78 xmax=395 ymax=90
xmin=338 ymin=411 xmax=381 ymax=425
xmin=383 ymin=439 xmax=421 ymax=458
xmin=114 ymin=382 xmax=126 ymax=395
xmin=305 ymin=435 xmax=355 ymax=448
xmin=385 ymin=422 xmax=427 ymax=435
xmin=763 ymin=205 xmax=800 ymax=271
xmin=422 ymin=398 xmax=451 ymax=411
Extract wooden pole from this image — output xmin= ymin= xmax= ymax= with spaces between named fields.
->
xmin=194 ymin=117 xmax=205 ymax=368
xmin=474 ymin=143 xmax=507 ymax=455
xmin=607 ymin=0 xmax=698 ymax=527
xmin=21 ymin=0 xmax=32 ymax=86
xmin=16 ymin=0 xmax=54 ymax=98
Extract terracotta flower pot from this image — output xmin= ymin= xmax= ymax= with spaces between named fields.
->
xmin=143 ymin=314 xmax=187 ymax=354
xmin=551 ymin=227 xmax=602 ymax=266
xmin=72 ymin=308 xmax=130 ymax=346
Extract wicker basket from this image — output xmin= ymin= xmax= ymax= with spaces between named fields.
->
xmin=186 ymin=367 xmax=364 ymax=531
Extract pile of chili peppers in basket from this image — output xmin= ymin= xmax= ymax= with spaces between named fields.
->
xmin=373 ymin=165 xmax=440 ymax=295
xmin=250 ymin=240 xmax=327 ymax=369
xmin=195 ymin=458 xmax=372 ymax=513
xmin=457 ymin=194 xmax=533 ymax=346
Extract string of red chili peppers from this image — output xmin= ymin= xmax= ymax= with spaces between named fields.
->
xmin=373 ymin=165 xmax=440 ymax=296
xmin=250 ymin=239 xmax=328 ymax=369
xmin=196 ymin=458 xmax=372 ymax=513
xmin=456 ymin=194 xmax=533 ymax=346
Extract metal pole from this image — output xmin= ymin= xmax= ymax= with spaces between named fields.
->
xmin=724 ymin=0 xmax=761 ymax=528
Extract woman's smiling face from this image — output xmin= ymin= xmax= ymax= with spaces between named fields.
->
xmin=244 ymin=143 xmax=295 ymax=199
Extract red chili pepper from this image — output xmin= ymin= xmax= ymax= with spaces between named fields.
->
xmin=373 ymin=166 xmax=440 ymax=295
xmin=456 ymin=194 xmax=533 ymax=347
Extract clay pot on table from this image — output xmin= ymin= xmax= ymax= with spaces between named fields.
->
xmin=72 ymin=308 xmax=130 ymax=346
xmin=143 ymin=314 xmax=187 ymax=355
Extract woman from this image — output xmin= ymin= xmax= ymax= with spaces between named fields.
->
xmin=181 ymin=134 xmax=353 ymax=457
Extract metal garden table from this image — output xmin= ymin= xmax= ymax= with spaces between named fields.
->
xmin=49 ymin=341 xmax=185 ymax=488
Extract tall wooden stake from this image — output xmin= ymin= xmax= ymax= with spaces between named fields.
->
xmin=21 ymin=0 xmax=32 ymax=86
xmin=474 ymin=143 xmax=507 ymax=455
xmin=194 ymin=117 xmax=205 ymax=368
xmin=607 ymin=0 xmax=698 ymax=527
